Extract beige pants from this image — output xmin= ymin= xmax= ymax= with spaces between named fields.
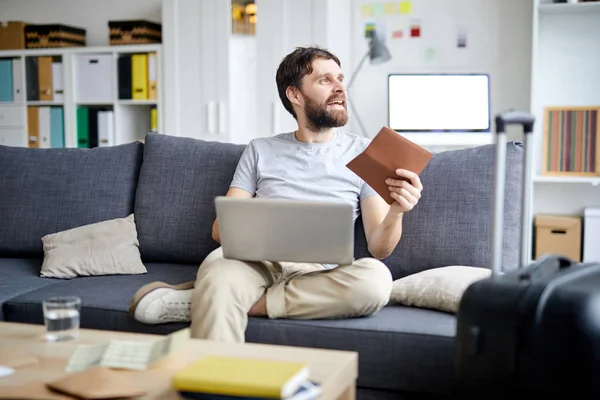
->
xmin=189 ymin=247 xmax=393 ymax=343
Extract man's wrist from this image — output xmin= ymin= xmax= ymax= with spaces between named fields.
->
xmin=386 ymin=207 xmax=404 ymax=222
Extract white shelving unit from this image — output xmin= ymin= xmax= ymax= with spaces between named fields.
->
xmin=528 ymin=0 xmax=600 ymax=259
xmin=0 ymin=43 xmax=163 ymax=148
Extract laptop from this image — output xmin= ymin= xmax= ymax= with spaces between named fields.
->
xmin=214 ymin=196 xmax=355 ymax=265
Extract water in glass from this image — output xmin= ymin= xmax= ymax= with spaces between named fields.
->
xmin=43 ymin=296 xmax=81 ymax=341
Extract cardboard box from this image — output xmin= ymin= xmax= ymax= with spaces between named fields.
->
xmin=535 ymin=214 xmax=582 ymax=262
xmin=0 ymin=21 xmax=28 ymax=50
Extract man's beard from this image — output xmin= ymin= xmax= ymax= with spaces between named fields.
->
xmin=302 ymin=93 xmax=348 ymax=132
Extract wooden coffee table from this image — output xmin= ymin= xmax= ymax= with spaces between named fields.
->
xmin=0 ymin=322 xmax=357 ymax=400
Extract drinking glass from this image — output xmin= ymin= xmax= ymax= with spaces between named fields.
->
xmin=42 ymin=296 xmax=81 ymax=342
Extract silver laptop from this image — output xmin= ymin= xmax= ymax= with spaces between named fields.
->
xmin=214 ymin=196 xmax=355 ymax=265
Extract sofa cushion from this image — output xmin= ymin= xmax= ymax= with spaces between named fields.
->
xmin=0 ymin=142 xmax=144 ymax=258
xmin=389 ymin=265 xmax=492 ymax=314
xmin=3 ymin=262 xmax=197 ymax=334
xmin=246 ymin=306 xmax=456 ymax=395
xmin=0 ymin=258 xmax=59 ymax=320
xmin=134 ymin=133 xmax=246 ymax=264
xmin=40 ymin=214 xmax=147 ymax=279
xmin=354 ymin=142 xmax=524 ymax=279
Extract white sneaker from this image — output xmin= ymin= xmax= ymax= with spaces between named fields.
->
xmin=129 ymin=281 xmax=195 ymax=324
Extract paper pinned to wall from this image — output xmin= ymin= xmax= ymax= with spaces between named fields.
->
xmin=384 ymin=2 xmax=396 ymax=15
xmin=399 ymin=1 xmax=412 ymax=15
xmin=425 ymin=46 xmax=436 ymax=60
xmin=373 ymin=3 xmax=385 ymax=16
xmin=361 ymin=4 xmax=373 ymax=17
xmin=410 ymin=20 xmax=421 ymax=38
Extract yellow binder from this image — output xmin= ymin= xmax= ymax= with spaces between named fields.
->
xmin=131 ymin=54 xmax=148 ymax=100
xmin=150 ymin=106 xmax=158 ymax=132
xmin=171 ymin=355 xmax=309 ymax=398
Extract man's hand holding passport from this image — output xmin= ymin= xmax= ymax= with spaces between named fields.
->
xmin=347 ymin=127 xmax=433 ymax=207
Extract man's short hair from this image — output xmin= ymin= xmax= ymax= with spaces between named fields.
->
xmin=275 ymin=46 xmax=341 ymax=120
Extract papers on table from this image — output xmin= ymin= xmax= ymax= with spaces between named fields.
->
xmin=65 ymin=328 xmax=190 ymax=372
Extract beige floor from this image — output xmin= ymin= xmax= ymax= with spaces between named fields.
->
xmin=0 ymin=322 xmax=357 ymax=400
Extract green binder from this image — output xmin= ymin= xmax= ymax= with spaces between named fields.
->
xmin=77 ymin=107 xmax=89 ymax=148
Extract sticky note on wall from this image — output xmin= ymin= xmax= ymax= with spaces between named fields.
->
xmin=384 ymin=2 xmax=396 ymax=14
xmin=399 ymin=1 xmax=412 ymax=14
xmin=361 ymin=4 xmax=373 ymax=17
xmin=373 ymin=3 xmax=384 ymax=16
xmin=410 ymin=23 xmax=421 ymax=38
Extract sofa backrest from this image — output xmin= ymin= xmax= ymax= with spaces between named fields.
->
xmin=0 ymin=142 xmax=144 ymax=258
xmin=135 ymin=134 xmax=524 ymax=279
xmin=362 ymin=141 xmax=525 ymax=279
xmin=133 ymin=133 xmax=245 ymax=264
xmin=0 ymin=133 xmax=524 ymax=280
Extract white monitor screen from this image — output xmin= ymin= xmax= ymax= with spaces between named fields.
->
xmin=388 ymin=74 xmax=490 ymax=132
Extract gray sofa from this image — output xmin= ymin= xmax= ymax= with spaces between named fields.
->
xmin=0 ymin=133 xmax=525 ymax=400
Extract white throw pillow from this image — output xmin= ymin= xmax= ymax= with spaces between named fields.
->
xmin=390 ymin=266 xmax=491 ymax=313
xmin=40 ymin=214 xmax=147 ymax=279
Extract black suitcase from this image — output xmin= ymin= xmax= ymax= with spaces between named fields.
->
xmin=454 ymin=110 xmax=600 ymax=398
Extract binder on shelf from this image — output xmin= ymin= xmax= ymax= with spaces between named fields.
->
xmin=50 ymin=106 xmax=64 ymax=148
xmin=88 ymin=108 xmax=99 ymax=148
xmin=148 ymin=52 xmax=157 ymax=100
xmin=12 ymin=58 xmax=23 ymax=102
xmin=52 ymin=62 xmax=63 ymax=102
xmin=0 ymin=59 xmax=13 ymax=102
xmin=118 ymin=55 xmax=132 ymax=99
xmin=38 ymin=106 xmax=51 ymax=148
xmin=76 ymin=106 xmax=89 ymax=148
xmin=25 ymin=57 xmax=38 ymax=101
xmin=98 ymin=110 xmax=115 ymax=146
xmin=27 ymin=106 xmax=39 ymax=148
xmin=131 ymin=53 xmax=148 ymax=100
xmin=38 ymin=56 xmax=53 ymax=101
xmin=150 ymin=106 xmax=158 ymax=132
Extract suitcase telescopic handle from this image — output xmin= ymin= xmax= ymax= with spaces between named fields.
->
xmin=491 ymin=109 xmax=535 ymax=277
xmin=495 ymin=110 xmax=535 ymax=135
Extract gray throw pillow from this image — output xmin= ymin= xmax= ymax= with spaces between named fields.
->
xmin=40 ymin=214 xmax=147 ymax=279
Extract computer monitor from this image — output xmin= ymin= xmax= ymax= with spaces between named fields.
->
xmin=388 ymin=73 xmax=490 ymax=132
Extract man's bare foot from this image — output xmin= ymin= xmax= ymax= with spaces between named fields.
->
xmin=248 ymin=293 xmax=267 ymax=317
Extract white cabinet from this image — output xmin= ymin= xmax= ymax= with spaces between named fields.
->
xmin=162 ymin=0 xmax=247 ymax=143
xmin=528 ymin=0 xmax=600 ymax=261
xmin=162 ymin=0 xmax=352 ymax=144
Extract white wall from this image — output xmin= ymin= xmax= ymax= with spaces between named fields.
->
xmin=1 ymin=0 xmax=533 ymax=147
xmin=349 ymin=0 xmax=533 ymax=143
xmin=0 ymin=0 xmax=162 ymax=46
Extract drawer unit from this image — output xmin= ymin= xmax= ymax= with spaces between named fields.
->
xmin=0 ymin=128 xmax=27 ymax=147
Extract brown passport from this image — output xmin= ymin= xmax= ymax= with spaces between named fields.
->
xmin=347 ymin=126 xmax=433 ymax=205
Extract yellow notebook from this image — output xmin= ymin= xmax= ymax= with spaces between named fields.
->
xmin=171 ymin=355 xmax=309 ymax=398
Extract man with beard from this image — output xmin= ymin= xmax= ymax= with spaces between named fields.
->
xmin=129 ymin=47 xmax=423 ymax=343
